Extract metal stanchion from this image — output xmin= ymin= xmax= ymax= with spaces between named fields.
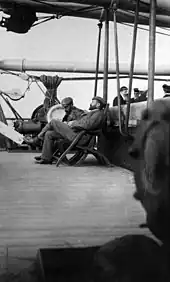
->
xmin=113 ymin=5 xmax=125 ymax=136
xmin=125 ymin=0 xmax=139 ymax=133
xmin=103 ymin=8 xmax=109 ymax=102
xmin=147 ymin=0 xmax=156 ymax=107
xmin=94 ymin=21 xmax=103 ymax=97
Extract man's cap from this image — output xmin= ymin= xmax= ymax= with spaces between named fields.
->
xmin=162 ymin=84 xmax=170 ymax=93
xmin=92 ymin=96 xmax=106 ymax=107
xmin=120 ymin=86 xmax=128 ymax=91
xmin=134 ymin=88 xmax=139 ymax=92
xmin=61 ymin=97 xmax=73 ymax=106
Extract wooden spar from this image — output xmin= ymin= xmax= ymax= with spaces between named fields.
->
xmin=1 ymin=59 xmax=170 ymax=75
xmin=37 ymin=0 xmax=170 ymax=15
xmin=94 ymin=21 xmax=103 ymax=97
xmin=125 ymin=0 xmax=139 ymax=133
xmin=1 ymin=1 xmax=170 ymax=32
xmin=103 ymin=8 xmax=109 ymax=102
xmin=147 ymin=0 xmax=157 ymax=107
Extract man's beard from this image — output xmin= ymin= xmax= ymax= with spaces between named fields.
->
xmin=65 ymin=109 xmax=71 ymax=114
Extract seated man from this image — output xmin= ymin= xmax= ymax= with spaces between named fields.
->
xmin=33 ymin=96 xmax=84 ymax=123
xmin=61 ymin=97 xmax=84 ymax=122
xmin=29 ymin=96 xmax=84 ymax=161
xmin=24 ymin=96 xmax=106 ymax=164
xmin=131 ymin=88 xmax=140 ymax=103
xmin=139 ymin=90 xmax=147 ymax=102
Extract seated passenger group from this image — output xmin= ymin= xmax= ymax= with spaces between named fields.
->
xmin=24 ymin=96 xmax=106 ymax=164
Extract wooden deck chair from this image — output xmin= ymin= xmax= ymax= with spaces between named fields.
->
xmin=54 ymin=104 xmax=113 ymax=167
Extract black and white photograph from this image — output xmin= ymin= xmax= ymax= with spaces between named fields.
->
xmin=0 ymin=0 xmax=170 ymax=281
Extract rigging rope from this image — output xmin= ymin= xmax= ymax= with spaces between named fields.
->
xmin=119 ymin=9 xmax=170 ymax=37
xmin=120 ymin=22 xmax=170 ymax=37
xmin=0 ymin=92 xmax=23 ymax=119
xmin=32 ymin=15 xmax=56 ymax=27
xmin=0 ymin=78 xmax=33 ymax=101
xmin=29 ymin=0 xmax=82 ymax=15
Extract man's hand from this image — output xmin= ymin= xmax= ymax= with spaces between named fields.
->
xmin=67 ymin=121 xmax=74 ymax=127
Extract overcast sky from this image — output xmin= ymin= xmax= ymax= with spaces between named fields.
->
xmin=0 ymin=14 xmax=170 ymax=118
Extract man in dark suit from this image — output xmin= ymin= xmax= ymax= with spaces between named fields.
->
xmin=113 ymin=86 xmax=128 ymax=106
xmin=24 ymin=96 xmax=106 ymax=164
xmin=61 ymin=97 xmax=84 ymax=122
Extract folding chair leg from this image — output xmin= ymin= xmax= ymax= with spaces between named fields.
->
xmin=56 ymin=148 xmax=71 ymax=166
xmin=86 ymin=148 xmax=113 ymax=167
xmin=72 ymin=152 xmax=88 ymax=166
xmin=56 ymin=154 xmax=71 ymax=166
xmin=56 ymin=132 xmax=87 ymax=167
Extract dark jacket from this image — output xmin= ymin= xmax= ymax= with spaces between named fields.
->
xmin=131 ymin=96 xmax=147 ymax=103
xmin=71 ymin=109 xmax=104 ymax=131
xmin=163 ymin=94 xmax=170 ymax=98
xmin=113 ymin=96 xmax=126 ymax=106
xmin=62 ymin=106 xmax=84 ymax=123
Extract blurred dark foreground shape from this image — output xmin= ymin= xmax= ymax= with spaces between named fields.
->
xmin=93 ymin=234 xmax=170 ymax=282
xmin=129 ymin=99 xmax=170 ymax=244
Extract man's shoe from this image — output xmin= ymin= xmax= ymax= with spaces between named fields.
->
xmin=35 ymin=159 xmax=52 ymax=165
xmin=34 ymin=155 xmax=42 ymax=161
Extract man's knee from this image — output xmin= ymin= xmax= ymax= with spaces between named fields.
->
xmin=50 ymin=119 xmax=61 ymax=127
xmin=44 ymin=131 xmax=54 ymax=140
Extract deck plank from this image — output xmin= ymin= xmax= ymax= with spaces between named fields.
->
xmin=0 ymin=151 xmax=151 ymax=274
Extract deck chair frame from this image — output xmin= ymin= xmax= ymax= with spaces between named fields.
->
xmin=54 ymin=104 xmax=113 ymax=167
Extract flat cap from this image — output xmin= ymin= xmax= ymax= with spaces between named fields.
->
xmin=134 ymin=88 xmax=139 ymax=92
xmin=92 ymin=96 xmax=106 ymax=107
xmin=162 ymin=84 xmax=170 ymax=93
xmin=61 ymin=97 xmax=73 ymax=105
xmin=120 ymin=86 xmax=128 ymax=91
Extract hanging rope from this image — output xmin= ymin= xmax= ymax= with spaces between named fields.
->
xmin=0 ymin=79 xmax=33 ymax=101
xmin=1 ymin=91 xmax=24 ymax=102
xmin=0 ymin=92 xmax=23 ymax=120
xmin=0 ymin=71 xmax=33 ymax=102
xmin=33 ymin=75 xmax=62 ymax=116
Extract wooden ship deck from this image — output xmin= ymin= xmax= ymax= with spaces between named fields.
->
xmin=0 ymin=151 xmax=151 ymax=276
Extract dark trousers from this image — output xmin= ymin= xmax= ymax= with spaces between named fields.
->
xmin=39 ymin=119 xmax=77 ymax=161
